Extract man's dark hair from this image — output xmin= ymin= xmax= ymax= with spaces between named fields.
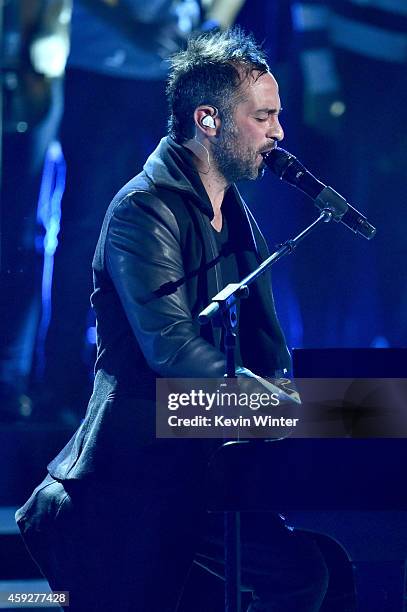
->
xmin=167 ymin=27 xmax=269 ymax=142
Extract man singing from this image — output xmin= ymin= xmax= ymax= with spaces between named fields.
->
xmin=16 ymin=28 xmax=331 ymax=611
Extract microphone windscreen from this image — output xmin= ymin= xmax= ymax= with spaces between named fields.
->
xmin=262 ymin=147 xmax=297 ymax=178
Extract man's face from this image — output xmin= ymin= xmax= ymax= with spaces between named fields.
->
xmin=212 ymin=71 xmax=284 ymax=183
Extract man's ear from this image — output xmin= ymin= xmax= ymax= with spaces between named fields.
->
xmin=194 ymin=106 xmax=219 ymax=135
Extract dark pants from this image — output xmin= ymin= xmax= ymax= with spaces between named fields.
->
xmin=16 ymin=471 xmax=358 ymax=612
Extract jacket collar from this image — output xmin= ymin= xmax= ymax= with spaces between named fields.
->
xmin=143 ymin=135 xmax=215 ymax=220
xmin=143 ymin=135 xmax=261 ymax=259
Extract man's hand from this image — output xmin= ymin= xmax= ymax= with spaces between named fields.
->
xmin=235 ymin=367 xmax=301 ymax=405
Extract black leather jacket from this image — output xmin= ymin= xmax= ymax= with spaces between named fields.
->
xmin=48 ymin=136 xmax=291 ymax=482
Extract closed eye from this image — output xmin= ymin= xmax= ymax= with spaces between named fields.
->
xmin=255 ymin=108 xmax=283 ymax=122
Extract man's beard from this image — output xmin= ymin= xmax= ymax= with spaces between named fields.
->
xmin=212 ymin=116 xmax=265 ymax=183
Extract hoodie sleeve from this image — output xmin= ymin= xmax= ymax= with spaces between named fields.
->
xmin=105 ymin=191 xmax=228 ymax=378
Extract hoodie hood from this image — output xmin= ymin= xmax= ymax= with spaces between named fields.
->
xmin=143 ymin=136 xmax=215 ymax=220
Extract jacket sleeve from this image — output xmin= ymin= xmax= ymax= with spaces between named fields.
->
xmin=105 ymin=193 xmax=227 ymax=378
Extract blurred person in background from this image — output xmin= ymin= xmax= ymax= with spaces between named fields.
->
xmin=0 ymin=0 xmax=71 ymax=421
xmin=291 ymin=0 xmax=407 ymax=347
xmin=38 ymin=0 xmax=245 ymax=422
xmin=233 ymin=0 xmax=406 ymax=350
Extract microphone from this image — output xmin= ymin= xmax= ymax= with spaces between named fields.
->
xmin=262 ymin=148 xmax=376 ymax=240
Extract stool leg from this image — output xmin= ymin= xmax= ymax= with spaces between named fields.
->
xmin=224 ymin=511 xmax=241 ymax=612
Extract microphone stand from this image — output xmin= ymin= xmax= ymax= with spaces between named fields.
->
xmin=199 ymin=208 xmax=333 ymax=612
